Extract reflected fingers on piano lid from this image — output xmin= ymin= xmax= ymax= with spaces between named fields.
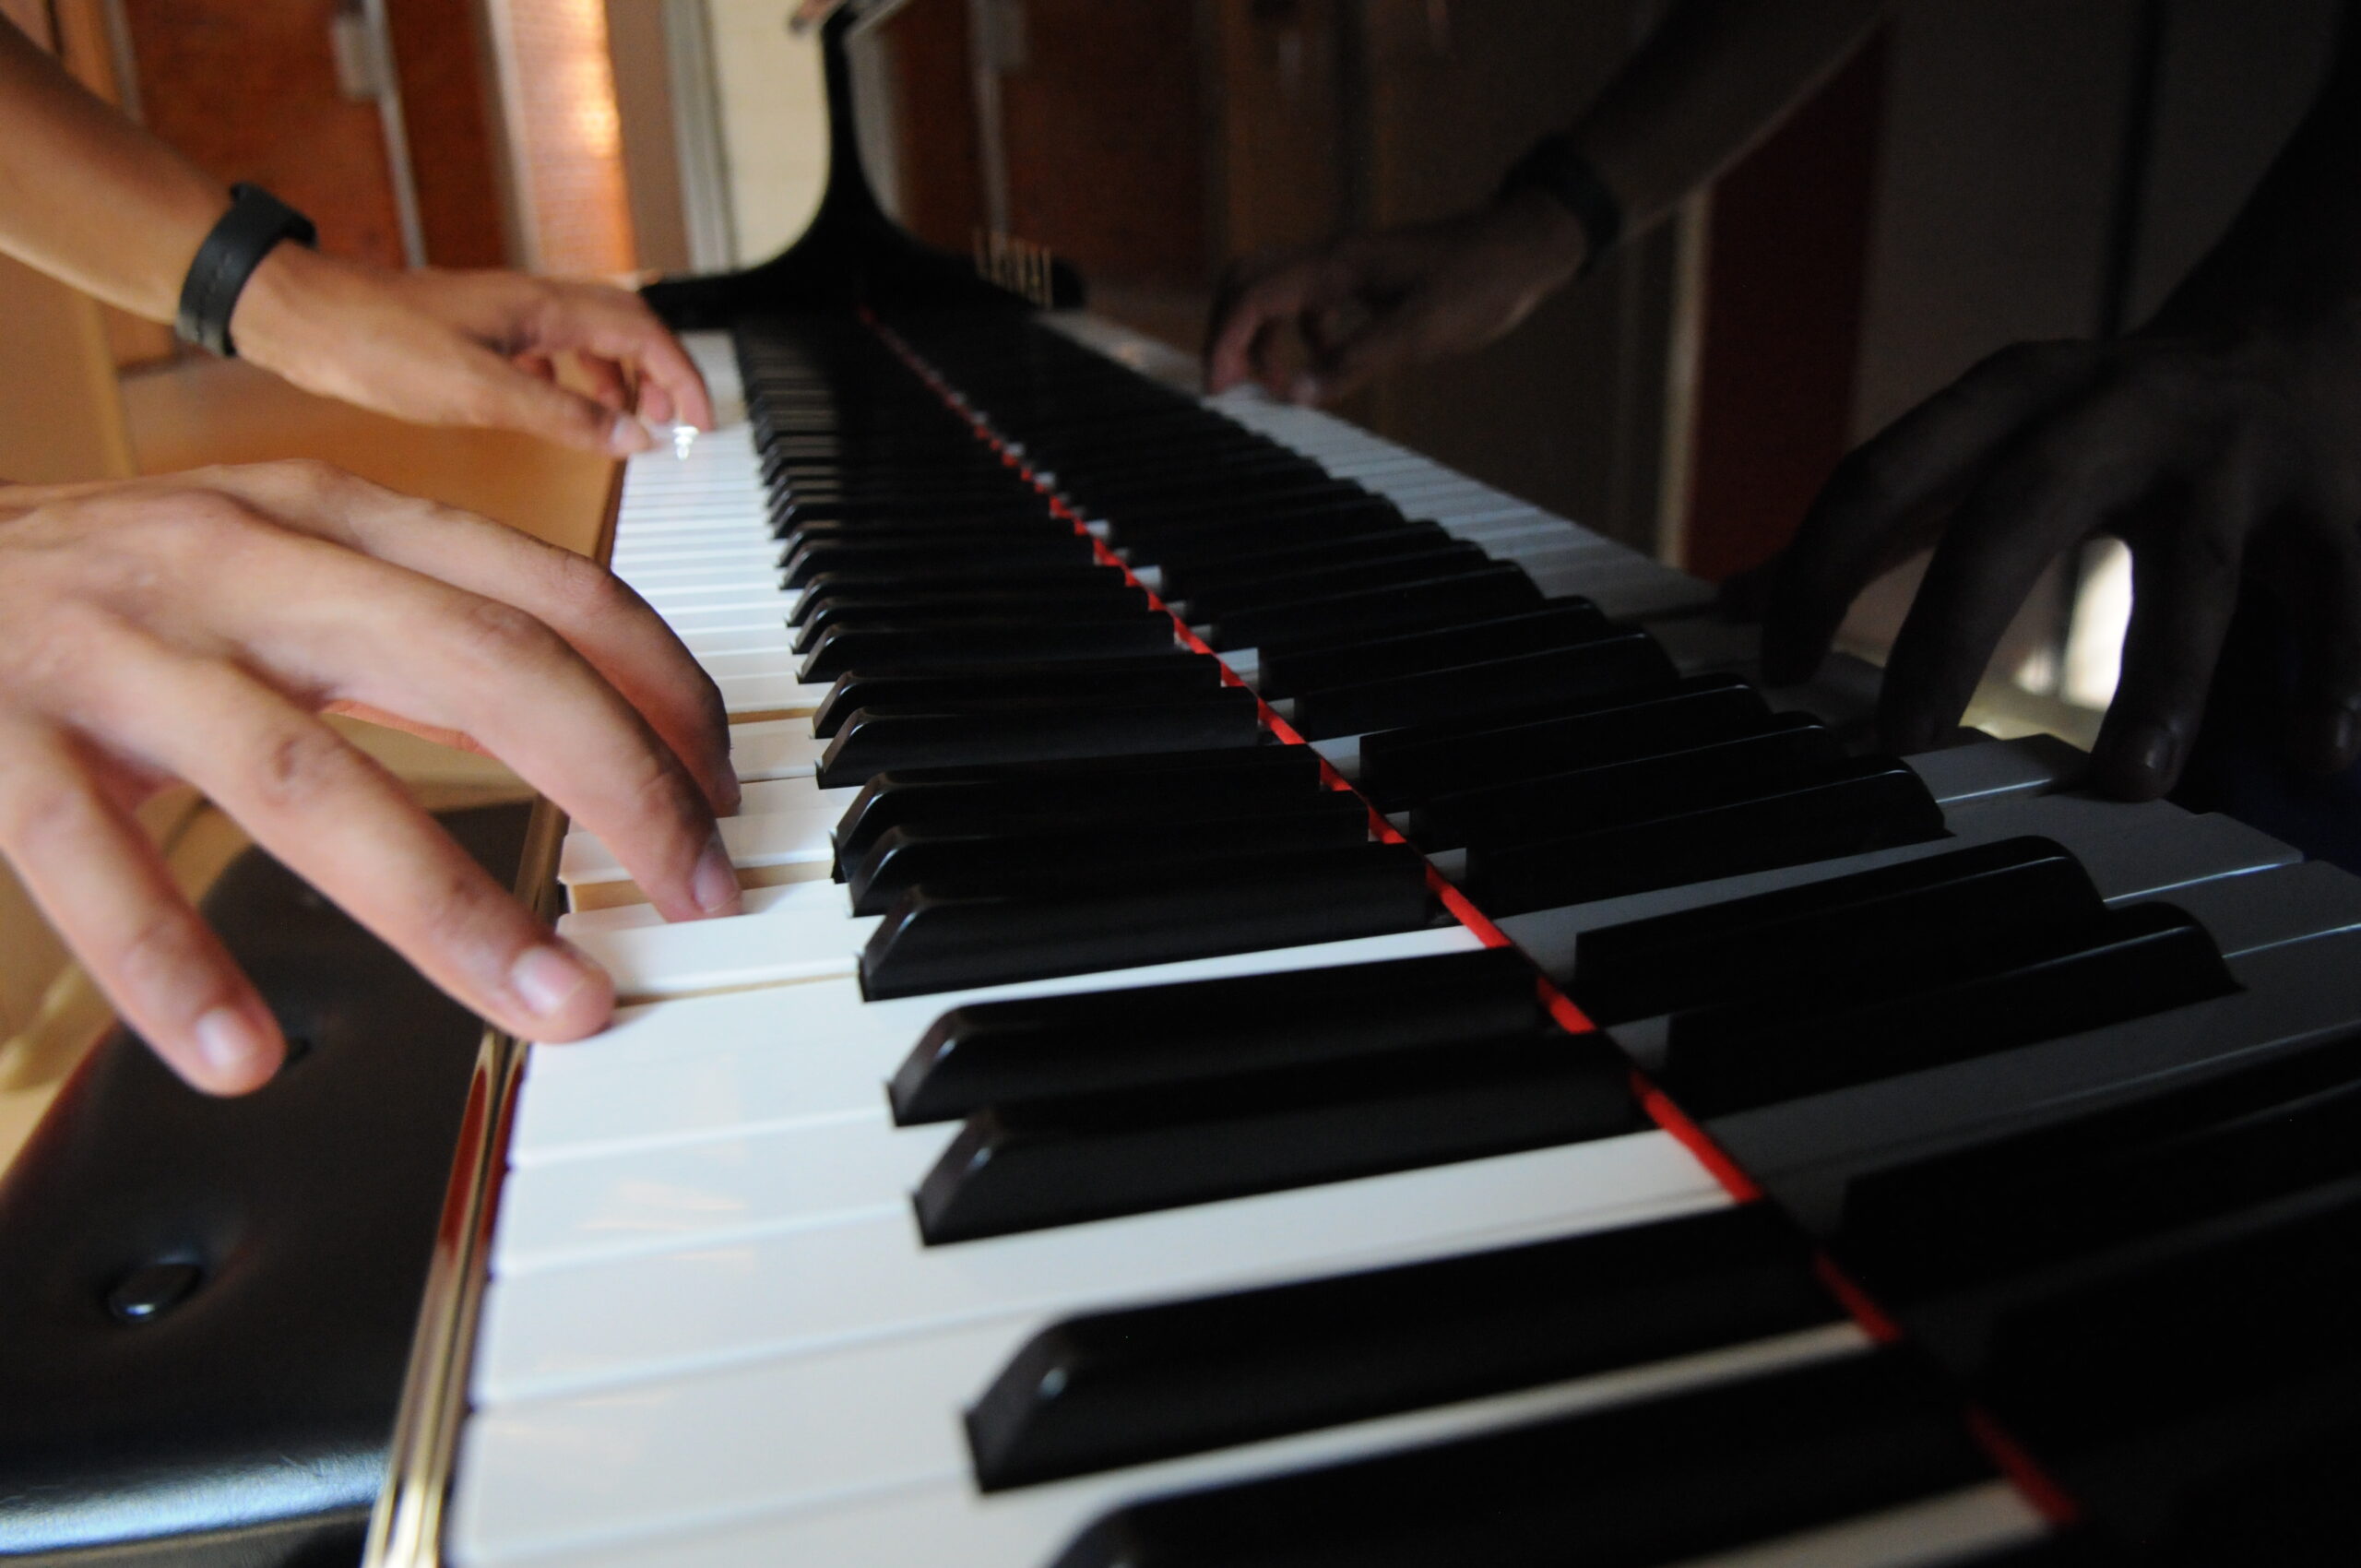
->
xmin=176 ymin=461 xmax=741 ymax=815
xmin=0 ymin=715 xmax=287 ymax=1096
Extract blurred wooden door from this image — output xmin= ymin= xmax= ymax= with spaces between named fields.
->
xmin=121 ymin=0 xmax=413 ymax=264
xmin=116 ymin=0 xmax=507 ymax=268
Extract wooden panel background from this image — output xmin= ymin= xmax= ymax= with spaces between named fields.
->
xmin=119 ymin=0 xmax=408 ymax=266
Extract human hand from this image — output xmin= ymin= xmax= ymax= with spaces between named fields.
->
xmin=0 ymin=461 xmax=742 ymax=1095
xmin=1761 ymin=314 xmax=2361 ymax=799
xmin=230 ymin=247 xmax=717 ymax=457
xmin=1204 ymin=188 xmax=1589 ymax=406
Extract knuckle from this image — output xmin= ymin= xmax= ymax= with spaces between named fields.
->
xmin=272 ymin=457 xmax=355 ymax=499
xmin=111 ymin=902 xmax=212 ymax=1006
xmin=250 ymin=721 xmax=373 ymax=815
xmin=541 ymin=552 xmax=634 ymax=623
xmin=449 ymin=596 xmax=564 ymax=673
xmin=0 ymin=771 xmax=91 ymax=848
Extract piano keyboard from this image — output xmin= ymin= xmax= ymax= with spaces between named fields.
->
xmin=430 ymin=312 xmax=2361 ymax=1568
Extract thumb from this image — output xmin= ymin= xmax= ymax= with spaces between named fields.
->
xmin=462 ymin=356 xmax=656 ymax=456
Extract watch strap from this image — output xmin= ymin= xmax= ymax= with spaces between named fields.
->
xmin=174 ymin=183 xmax=318 ymax=358
xmin=1499 ymin=134 xmax=1624 ymax=279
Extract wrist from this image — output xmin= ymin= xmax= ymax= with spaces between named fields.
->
xmin=225 ymin=244 xmax=345 ymax=374
xmin=1488 ymin=186 xmax=1593 ymax=285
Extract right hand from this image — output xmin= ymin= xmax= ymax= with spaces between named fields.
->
xmin=0 ymin=461 xmax=742 ymax=1095
xmin=1204 ymin=188 xmax=1590 ymax=406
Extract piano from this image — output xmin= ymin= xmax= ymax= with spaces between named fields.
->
xmin=19 ymin=6 xmax=2355 ymax=1565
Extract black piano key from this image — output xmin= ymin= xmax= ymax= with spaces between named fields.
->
xmin=1053 ymin=453 xmax=1329 ymax=499
xmin=809 ymin=656 xmax=1216 ymax=737
xmin=1411 ymin=715 xmax=1845 ymax=849
xmin=1571 ymin=837 xmax=2103 ymax=1026
xmin=1101 ymin=493 xmax=1402 ymax=545
xmin=1356 ymin=674 xmax=1770 ymax=807
xmin=1834 ymin=1026 xmax=2361 ymax=1301
xmin=967 ymin=1205 xmax=1835 ymax=1489
xmin=1172 ymin=542 xmax=1494 ymax=623
xmin=1206 ymin=564 xmax=1546 ymax=652
xmin=1977 ymin=1186 xmax=2361 ymax=1461
xmin=1462 ymin=757 xmax=1951 ymax=915
xmin=830 ymin=746 xmax=1324 ymax=867
xmin=1070 ymin=472 xmax=1360 ymax=514
xmin=1048 ymin=1350 xmax=1992 ymax=1568
xmin=1148 ymin=522 xmax=1453 ymax=602
xmin=890 ymin=945 xmax=1543 ymax=1123
xmin=1287 ymin=629 xmax=1680 ymax=740
xmin=814 ymin=690 xmax=1264 ymax=789
xmin=913 ymin=1025 xmax=1637 ymax=1242
xmin=773 ymin=516 xmax=1083 ymax=552
xmin=789 ymin=572 xmax=1138 ymax=635
xmin=782 ymin=534 xmax=1096 ymax=589
xmin=798 ymin=614 xmax=1180 ymax=682
xmin=790 ymin=564 xmax=1126 ymax=609
xmin=846 ymin=795 xmax=1370 ymax=915
xmin=1662 ymin=902 xmax=2239 ymax=1118
xmin=858 ymin=842 xmax=1438 ymax=1000
xmin=1252 ymin=602 xmax=1611 ymax=699
xmin=791 ymin=587 xmax=1153 ymax=654
xmin=1110 ymin=510 xmax=1423 ymax=573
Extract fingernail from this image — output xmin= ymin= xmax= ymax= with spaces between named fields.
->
xmin=1288 ymin=374 xmax=1323 ymax=405
xmin=607 ymin=414 xmax=656 ymax=456
xmin=196 ymin=1006 xmax=270 ymax=1080
xmin=692 ymin=832 xmax=743 ymax=917
xmin=717 ymin=757 xmax=743 ymax=814
xmin=511 ymin=943 xmax=597 ymax=1018
xmin=2123 ymin=720 xmax=2178 ymax=781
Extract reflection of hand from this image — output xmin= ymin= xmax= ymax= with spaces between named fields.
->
xmin=0 ymin=462 xmax=742 ymax=1094
xmin=1204 ymin=188 xmax=1590 ymax=406
xmin=1762 ymin=315 xmax=2361 ymax=799
xmin=231 ymin=247 xmax=717 ymax=456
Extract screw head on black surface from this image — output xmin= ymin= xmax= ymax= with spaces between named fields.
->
xmin=107 ymin=1261 xmax=203 ymax=1324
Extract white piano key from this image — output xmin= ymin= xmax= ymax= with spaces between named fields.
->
xmin=564 ymin=898 xmax=876 ymax=992
xmin=715 ymin=671 xmax=831 ymax=716
xmin=677 ymin=624 xmax=795 ymax=657
xmin=558 ymin=875 xmax=849 ymax=935
xmin=559 ymin=804 xmax=841 ymax=888
xmin=723 ymin=719 xmax=827 ymax=781
xmin=454 ymin=1315 xmax=1869 ymax=1568
xmin=621 ymin=564 xmax=786 ymax=594
xmin=472 ymin=1128 xmax=1729 ymax=1403
xmin=647 ymin=600 xmax=799 ymax=634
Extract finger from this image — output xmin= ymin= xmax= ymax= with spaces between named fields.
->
xmin=186 ymin=463 xmax=739 ymax=813
xmin=535 ymin=285 xmax=713 ymax=432
xmin=0 ymin=719 xmax=283 ymax=1094
xmin=1205 ymin=258 xmax=1327 ymax=395
xmin=462 ymin=350 xmax=656 ymax=456
xmin=2272 ymin=519 xmax=2361 ymax=775
xmin=2090 ymin=470 xmax=2255 ymax=799
xmin=1878 ymin=394 xmax=2171 ymax=754
xmin=188 ymin=524 xmax=740 ymax=921
xmin=1299 ymin=291 xmax=1439 ymax=404
xmin=575 ymin=352 xmax=634 ymax=414
xmin=66 ymin=628 xmax=621 ymax=1043
xmin=514 ymin=350 xmax=557 ymax=384
xmin=1762 ymin=340 xmax=2104 ymax=684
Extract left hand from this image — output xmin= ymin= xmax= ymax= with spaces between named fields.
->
xmin=1761 ymin=312 xmax=2361 ymax=799
xmin=230 ymin=246 xmax=717 ymax=457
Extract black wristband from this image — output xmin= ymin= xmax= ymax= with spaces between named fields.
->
xmin=1499 ymin=134 xmax=1623 ymax=279
xmin=174 ymin=183 xmax=317 ymax=358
